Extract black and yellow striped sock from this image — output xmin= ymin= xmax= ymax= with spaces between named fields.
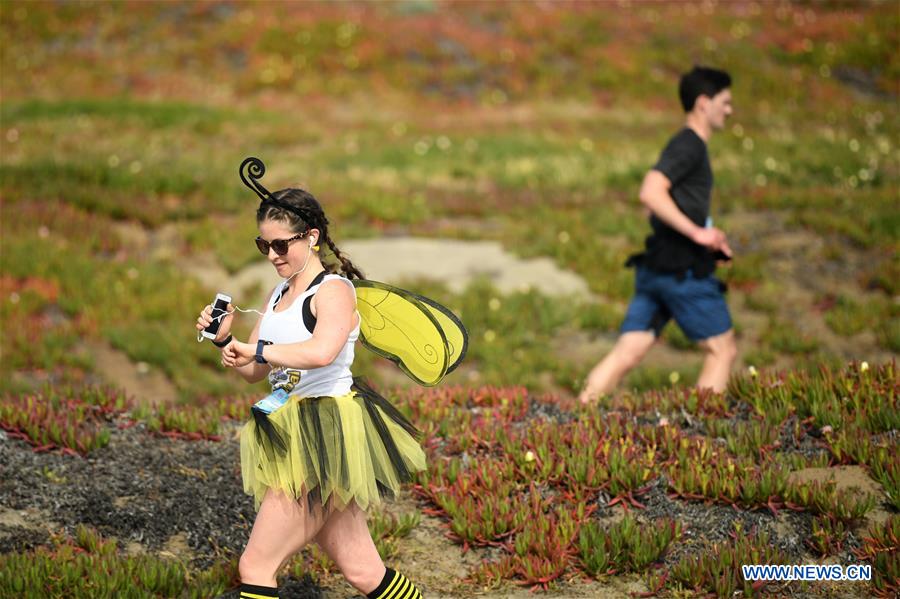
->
xmin=240 ymin=583 xmax=278 ymax=599
xmin=367 ymin=567 xmax=422 ymax=599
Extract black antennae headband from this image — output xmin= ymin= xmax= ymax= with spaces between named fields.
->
xmin=239 ymin=156 xmax=271 ymax=201
xmin=240 ymin=156 xmax=310 ymax=226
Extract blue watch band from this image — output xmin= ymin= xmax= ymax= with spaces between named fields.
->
xmin=255 ymin=339 xmax=272 ymax=364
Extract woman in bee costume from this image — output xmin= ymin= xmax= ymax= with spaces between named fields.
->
xmin=196 ymin=157 xmax=466 ymax=599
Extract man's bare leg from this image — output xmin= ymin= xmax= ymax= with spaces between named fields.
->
xmin=696 ymin=329 xmax=737 ymax=393
xmin=579 ymin=331 xmax=657 ymax=404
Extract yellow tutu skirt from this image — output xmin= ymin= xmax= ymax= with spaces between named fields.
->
xmin=240 ymin=379 xmax=426 ymax=511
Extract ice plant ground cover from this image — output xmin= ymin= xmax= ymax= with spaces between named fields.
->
xmin=1 ymin=361 xmax=897 ymax=597
xmin=1 ymin=1 xmax=897 ymax=597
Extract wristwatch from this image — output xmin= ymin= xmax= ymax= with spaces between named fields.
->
xmin=255 ymin=339 xmax=273 ymax=364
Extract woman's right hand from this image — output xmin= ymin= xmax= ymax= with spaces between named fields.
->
xmin=196 ymin=303 xmax=234 ymax=342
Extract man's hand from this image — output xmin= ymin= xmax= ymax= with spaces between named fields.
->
xmin=691 ymin=227 xmax=733 ymax=258
xmin=222 ymin=340 xmax=256 ymax=368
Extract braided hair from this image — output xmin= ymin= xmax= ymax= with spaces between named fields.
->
xmin=257 ymin=188 xmax=364 ymax=280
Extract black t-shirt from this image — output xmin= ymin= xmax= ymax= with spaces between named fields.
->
xmin=637 ymin=127 xmax=717 ymax=276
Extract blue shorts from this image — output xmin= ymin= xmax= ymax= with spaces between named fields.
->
xmin=620 ymin=267 xmax=732 ymax=341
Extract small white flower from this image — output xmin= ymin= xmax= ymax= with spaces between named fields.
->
xmin=860 ymin=361 xmax=869 ymax=372
xmin=748 ymin=365 xmax=759 ymax=378
xmin=524 ymin=451 xmax=535 ymax=463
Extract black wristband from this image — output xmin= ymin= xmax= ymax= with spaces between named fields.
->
xmin=255 ymin=339 xmax=273 ymax=364
xmin=212 ymin=334 xmax=233 ymax=348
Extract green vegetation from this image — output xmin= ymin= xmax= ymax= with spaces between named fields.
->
xmin=0 ymin=525 xmax=237 ymax=598
xmin=2 ymin=3 xmax=897 ymax=403
xmin=0 ymin=2 xmax=897 ymax=597
xmin=1 ymin=363 xmax=897 ymax=596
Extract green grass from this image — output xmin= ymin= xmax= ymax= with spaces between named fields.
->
xmin=824 ymin=293 xmax=893 ymax=337
xmin=0 ymin=200 xmax=250 ymax=400
xmin=1 ymin=5 xmax=897 ymax=597
xmin=1 ymin=1 xmax=897 ymax=402
xmin=0 ymin=98 xmax=235 ymax=130
xmin=762 ymin=318 xmax=820 ymax=355
xmin=0 ymin=525 xmax=235 ymax=598
xmin=625 ymin=364 xmax=702 ymax=394
xmin=742 ymin=281 xmax=783 ymax=315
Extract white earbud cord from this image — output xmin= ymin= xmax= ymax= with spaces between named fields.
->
xmin=196 ymin=241 xmax=316 ymax=343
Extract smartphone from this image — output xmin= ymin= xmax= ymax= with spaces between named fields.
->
xmin=202 ymin=293 xmax=232 ymax=340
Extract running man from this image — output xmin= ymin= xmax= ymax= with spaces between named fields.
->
xmin=580 ymin=66 xmax=737 ymax=402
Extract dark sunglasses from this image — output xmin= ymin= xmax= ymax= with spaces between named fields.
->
xmin=255 ymin=233 xmax=306 ymax=256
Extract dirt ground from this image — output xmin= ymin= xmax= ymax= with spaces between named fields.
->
xmin=0 ymin=420 xmax=646 ymax=598
xmin=3 ymin=221 xmax=888 ymax=597
xmin=0 ymin=412 xmax=881 ymax=598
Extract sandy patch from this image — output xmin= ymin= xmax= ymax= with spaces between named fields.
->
xmin=340 ymin=238 xmax=591 ymax=297
xmin=183 ymin=237 xmax=593 ymax=307
xmin=789 ymin=465 xmax=891 ymax=530
xmin=88 ymin=341 xmax=178 ymax=406
xmin=161 ymin=531 xmax=193 ymax=562
xmin=0 ymin=507 xmax=32 ymax=529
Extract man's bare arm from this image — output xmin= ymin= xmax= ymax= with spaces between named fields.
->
xmin=639 ymin=170 xmax=732 ymax=257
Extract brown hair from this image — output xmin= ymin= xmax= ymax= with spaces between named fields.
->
xmin=256 ymin=188 xmax=364 ymax=280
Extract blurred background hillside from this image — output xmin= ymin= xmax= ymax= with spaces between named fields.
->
xmin=1 ymin=0 xmax=897 ymax=403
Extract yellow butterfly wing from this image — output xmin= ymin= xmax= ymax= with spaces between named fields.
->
xmin=353 ymin=280 xmax=468 ymax=386
xmin=409 ymin=292 xmax=468 ymax=374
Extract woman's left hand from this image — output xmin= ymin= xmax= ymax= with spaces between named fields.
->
xmin=221 ymin=340 xmax=256 ymax=368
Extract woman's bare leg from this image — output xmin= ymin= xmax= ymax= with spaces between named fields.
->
xmin=239 ymin=489 xmax=326 ymax=587
xmin=314 ymin=503 xmax=385 ymax=595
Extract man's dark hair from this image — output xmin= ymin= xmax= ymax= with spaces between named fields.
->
xmin=679 ymin=66 xmax=732 ymax=112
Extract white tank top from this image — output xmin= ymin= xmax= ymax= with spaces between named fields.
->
xmin=258 ymin=273 xmax=359 ymax=398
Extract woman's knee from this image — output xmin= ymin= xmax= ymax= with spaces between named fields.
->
xmin=319 ymin=511 xmax=384 ymax=593
xmin=341 ymin=561 xmax=385 ymax=594
xmin=327 ymin=531 xmax=384 ymax=592
xmin=239 ymin=546 xmax=278 ymax=583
